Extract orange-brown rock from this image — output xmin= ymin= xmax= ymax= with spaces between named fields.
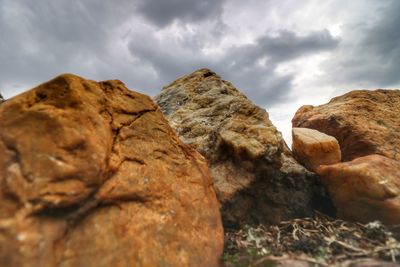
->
xmin=292 ymin=89 xmax=400 ymax=161
xmin=317 ymin=154 xmax=400 ymax=225
xmin=0 ymin=74 xmax=223 ymax=267
xmin=292 ymin=127 xmax=341 ymax=172
xmin=155 ymin=68 xmax=331 ymax=226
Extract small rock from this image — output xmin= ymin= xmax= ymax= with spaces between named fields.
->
xmin=317 ymin=154 xmax=400 ymax=224
xmin=292 ymin=127 xmax=341 ymax=172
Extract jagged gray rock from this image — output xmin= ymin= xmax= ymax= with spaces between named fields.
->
xmin=155 ymin=68 xmax=331 ymax=226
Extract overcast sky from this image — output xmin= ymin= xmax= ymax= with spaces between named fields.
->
xmin=1 ymin=0 xmax=399 ymax=143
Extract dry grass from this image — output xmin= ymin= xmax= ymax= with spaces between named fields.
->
xmin=223 ymin=212 xmax=400 ymax=266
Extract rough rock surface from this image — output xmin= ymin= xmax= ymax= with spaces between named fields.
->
xmin=292 ymin=89 xmax=400 ymax=161
xmin=292 ymin=127 xmax=341 ymax=172
xmin=0 ymin=74 xmax=223 ymax=267
xmin=155 ymin=68 xmax=329 ymax=226
xmin=317 ymin=154 xmax=400 ymax=225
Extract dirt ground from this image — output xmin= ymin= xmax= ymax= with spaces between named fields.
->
xmin=222 ymin=212 xmax=400 ymax=267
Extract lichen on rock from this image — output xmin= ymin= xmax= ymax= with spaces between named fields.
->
xmin=155 ymin=68 xmax=330 ymax=226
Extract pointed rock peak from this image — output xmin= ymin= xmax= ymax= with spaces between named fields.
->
xmin=191 ymin=68 xmax=218 ymax=78
xmin=159 ymin=68 xmax=248 ymax=105
xmin=163 ymin=68 xmax=220 ymax=89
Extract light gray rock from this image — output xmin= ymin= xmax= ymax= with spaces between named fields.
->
xmin=155 ymin=68 xmax=332 ymax=226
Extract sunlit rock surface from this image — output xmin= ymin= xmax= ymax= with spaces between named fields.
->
xmin=292 ymin=127 xmax=341 ymax=172
xmin=0 ymin=74 xmax=223 ymax=267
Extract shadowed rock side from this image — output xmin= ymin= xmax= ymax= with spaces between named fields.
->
xmin=155 ymin=68 xmax=330 ymax=226
xmin=292 ymin=89 xmax=400 ymax=162
xmin=0 ymin=93 xmax=4 ymax=104
xmin=0 ymin=74 xmax=223 ymax=267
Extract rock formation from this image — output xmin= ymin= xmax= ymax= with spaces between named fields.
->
xmin=292 ymin=89 xmax=400 ymax=161
xmin=0 ymin=74 xmax=223 ymax=267
xmin=292 ymin=127 xmax=341 ymax=172
xmin=317 ymin=155 xmax=400 ymax=225
xmin=0 ymin=93 xmax=4 ymax=104
xmin=155 ymin=68 xmax=330 ymax=226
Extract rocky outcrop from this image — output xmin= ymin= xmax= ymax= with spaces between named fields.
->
xmin=0 ymin=74 xmax=223 ymax=267
xmin=0 ymin=93 xmax=4 ymax=104
xmin=292 ymin=127 xmax=341 ymax=172
xmin=155 ymin=68 xmax=329 ymax=226
xmin=317 ymin=155 xmax=400 ymax=225
xmin=292 ymin=89 xmax=400 ymax=161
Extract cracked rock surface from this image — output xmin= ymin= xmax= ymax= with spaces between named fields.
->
xmin=155 ymin=69 xmax=329 ymax=226
xmin=0 ymin=74 xmax=223 ymax=267
xmin=292 ymin=89 xmax=400 ymax=161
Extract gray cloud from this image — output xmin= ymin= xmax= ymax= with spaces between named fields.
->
xmin=128 ymin=29 xmax=339 ymax=106
xmin=136 ymin=0 xmax=224 ymax=26
xmin=0 ymin=0 xmax=137 ymax=96
xmin=0 ymin=0 xmax=397 ymax=116
xmin=322 ymin=0 xmax=400 ymax=89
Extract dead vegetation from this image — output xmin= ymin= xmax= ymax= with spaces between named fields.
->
xmin=223 ymin=212 xmax=400 ymax=266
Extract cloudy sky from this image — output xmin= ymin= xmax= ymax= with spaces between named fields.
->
xmin=1 ymin=0 xmax=399 ymax=142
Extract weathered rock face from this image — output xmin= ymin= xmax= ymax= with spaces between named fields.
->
xmin=155 ymin=68 xmax=329 ymax=226
xmin=292 ymin=127 xmax=341 ymax=172
xmin=0 ymin=74 xmax=223 ymax=267
xmin=292 ymin=89 xmax=400 ymax=162
xmin=317 ymin=155 xmax=400 ymax=225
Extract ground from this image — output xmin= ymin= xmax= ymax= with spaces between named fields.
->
xmin=222 ymin=212 xmax=400 ymax=266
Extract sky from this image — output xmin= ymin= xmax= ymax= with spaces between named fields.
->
xmin=1 ymin=0 xmax=399 ymax=143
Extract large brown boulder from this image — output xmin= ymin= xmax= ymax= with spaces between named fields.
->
xmin=0 ymin=74 xmax=223 ymax=267
xmin=155 ymin=68 xmax=329 ymax=226
xmin=317 ymin=154 xmax=400 ymax=225
xmin=292 ymin=89 xmax=400 ymax=161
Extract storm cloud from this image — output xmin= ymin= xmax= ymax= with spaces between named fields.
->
xmin=0 ymin=0 xmax=399 ymax=140
xmin=322 ymin=1 xmax=400 ymax=89
xmin=137 ymin=0 xmax=224 ymax=26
